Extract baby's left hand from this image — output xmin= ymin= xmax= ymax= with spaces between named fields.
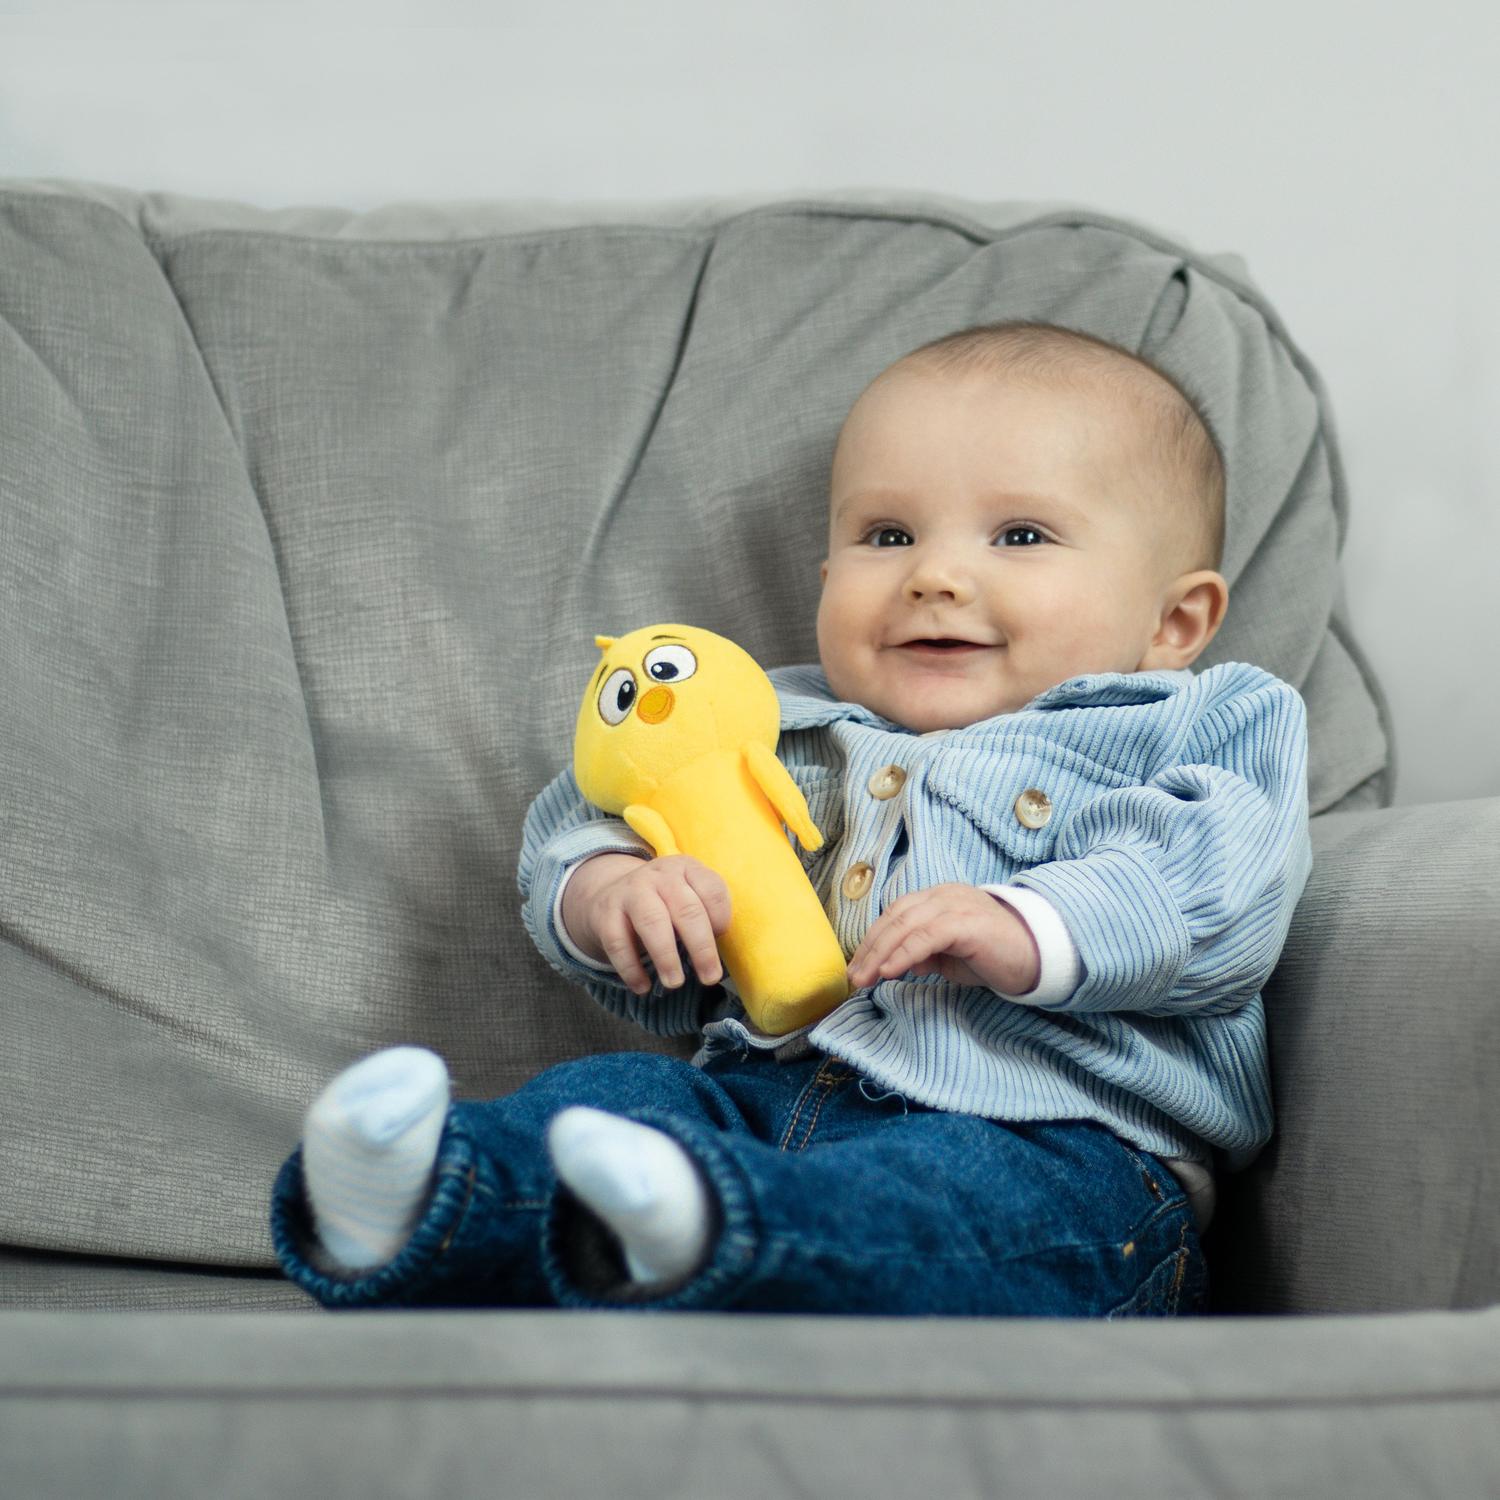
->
xmin=846 ymin=885 xmax=1041 ymax=998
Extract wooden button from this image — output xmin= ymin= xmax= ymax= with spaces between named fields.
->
xmin=1014 ymin=788 xmax=1053 ymax=829
xmin=867 ymin=765 xmax=907 ymax=800
xmin=841 ymin=862 xmax=874 ymax=900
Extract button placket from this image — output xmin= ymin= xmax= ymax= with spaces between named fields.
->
xmin=836 ymin=748 xmax=911 ymax=925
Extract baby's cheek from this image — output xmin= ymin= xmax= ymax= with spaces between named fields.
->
xmin=1037 ymin=605 xmax=1128 ymax=676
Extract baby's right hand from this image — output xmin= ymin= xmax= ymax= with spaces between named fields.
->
xmin=563 ymin=853 xmax=732 ymax=995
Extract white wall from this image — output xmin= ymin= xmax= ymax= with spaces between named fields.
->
xmin=3 ymin=0 xmax=1496 ymax=806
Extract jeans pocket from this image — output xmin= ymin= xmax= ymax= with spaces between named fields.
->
xmin=1104 ymin=1217 xmax=1207 ymax=1319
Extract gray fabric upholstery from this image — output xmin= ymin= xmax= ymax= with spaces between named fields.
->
xmin=7 ymin=796 xmax=1494 ymax=1318
xmin=4 ymin=1309 xmax=1499 ymax=1499
xmin=1 ymin=179 xmax=1490 ymax=1494
xmin=1206 ymin=797 xmax=1500 ymax=1313
xmin=0 ymin=180 xmax=1391 ymax=1278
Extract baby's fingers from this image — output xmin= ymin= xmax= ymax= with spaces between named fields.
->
xmin=681 ymin=862 xmax=733 ymax=937
xmin=626 ymin=899 xmax=690 ymax=990
xmin=593 ymin=909 xmax=655 ymax=996
xmin=847 ymin=896 xmax=926 ymax=981
xmin=654 ymin=882 xmax=720 ymax=987
xmin=857 ymin=931 xmax=941 ymax=986
xmin=848 ymin=919 xmax=932 ymax=988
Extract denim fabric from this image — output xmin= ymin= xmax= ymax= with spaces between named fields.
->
xmin=270 ymin=1049 xmax=1206 ymax=1317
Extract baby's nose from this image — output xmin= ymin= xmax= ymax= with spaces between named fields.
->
xmin=904 ymin=558 xmax=975 ymax=604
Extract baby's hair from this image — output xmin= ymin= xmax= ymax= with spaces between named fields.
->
xmin=893 ymin=321 xmax=1226 ymax=573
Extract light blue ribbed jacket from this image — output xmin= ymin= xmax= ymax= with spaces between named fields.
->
xmin=518 ymin=660 xmax=1312 ymax=1172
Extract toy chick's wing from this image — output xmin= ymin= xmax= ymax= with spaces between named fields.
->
xmin=742 ymin=740 xmax=824 ymax=851
xmin=622 ymin=803 xmax=680 ymax=859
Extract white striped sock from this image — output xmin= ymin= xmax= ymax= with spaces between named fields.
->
xmin=547 ymin=1106 xmax=711 ymax=1285
xmin=301 ymin=1046 xmax=451 ymax=1271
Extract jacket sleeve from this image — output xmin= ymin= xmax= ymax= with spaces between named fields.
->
xmin=516 ymin=765 xmax=715 ymax=1036
xmin=1007 ymin=668 xmax=1313 ymax=1017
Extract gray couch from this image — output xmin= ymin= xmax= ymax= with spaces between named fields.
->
xmin=2 ymin=179 xmax=1495 ymax=1497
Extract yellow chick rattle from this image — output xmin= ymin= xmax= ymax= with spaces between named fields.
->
xmin=572 ymin=624 xmax=850 ymax=1036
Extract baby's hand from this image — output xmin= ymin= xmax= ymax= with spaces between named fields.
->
xmin=563 ymin=853 xmax=732 ymax=996
xmin=846 ymin=884 xmax=1041 ymax=998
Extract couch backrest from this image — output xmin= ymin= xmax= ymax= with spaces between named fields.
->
xmin=0 ymin=181 xmax=1391 ymax=1292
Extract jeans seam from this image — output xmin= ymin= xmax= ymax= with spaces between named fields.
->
xmin=1118 ymin=1142 xmax=1189 ymax=1210
xmin=775 ymin=1081 xmax=811 ymax=1152
xmin=1125 ymin=1196 xmax=1194 ymax=1247
xmin=790 ymin=1070 xmax=849 ymax=1153
xmin=1169 ymin=1220 xmax=1190 ymax=1310
xmin=434 ymin=1160 xmax=478 ymax=1256
xmin=781 ymin=1059 xmax=852 ymax=1153
xmin=777 ymin=1059 xmax=835 ymax=1151
xmin=756 ymin=1231 xmax=1165 ymax=1269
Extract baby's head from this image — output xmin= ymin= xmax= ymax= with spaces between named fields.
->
xmin=816 ymin=321 xmax=1229 ymax=732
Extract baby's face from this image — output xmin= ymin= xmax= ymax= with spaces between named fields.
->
xmin=817 ymin=364 xmax=1208 ymax=733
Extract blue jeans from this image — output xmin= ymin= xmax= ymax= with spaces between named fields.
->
xmin=270 ymin=1048 xmax=1207 ymax=1316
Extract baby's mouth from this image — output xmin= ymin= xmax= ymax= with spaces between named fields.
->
xmin=895 ymin=638 xmax=993 ymax=655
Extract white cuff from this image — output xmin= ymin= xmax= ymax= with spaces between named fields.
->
xmin=553 ymin=857 xmax=637 ymax=972
xmin=979 ymin=884 xmax=1081 ymax=1006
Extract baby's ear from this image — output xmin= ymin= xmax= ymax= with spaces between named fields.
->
xmin=819 ymin=560 xmax=829 ymax=586
xmin=1143 ymin=570 xmax=1229 ymax=670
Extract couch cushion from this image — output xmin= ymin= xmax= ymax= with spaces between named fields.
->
xmin=3 ymin=1308 xmax=1497 ymax=1498
xmin=0 ymin=181 xmax=1389 ymax=1286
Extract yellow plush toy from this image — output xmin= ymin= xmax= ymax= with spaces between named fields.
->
xmin=572 ymin=624 xmax=850 ymax=1036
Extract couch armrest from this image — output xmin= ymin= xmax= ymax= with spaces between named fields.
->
xmin=1206 ymin=797 xmax=1500 ymax=1314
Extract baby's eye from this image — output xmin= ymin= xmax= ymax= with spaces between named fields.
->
xmin=995 ymin=525 xmax=1047 ymax=547
xmin=865 ymin=526 xmax=913 ymax=547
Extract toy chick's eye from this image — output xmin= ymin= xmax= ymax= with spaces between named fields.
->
xmin=598 ymin=668 xmax=637 ymax=725
xmin=643 ymin=644 xmax=698 ymax=683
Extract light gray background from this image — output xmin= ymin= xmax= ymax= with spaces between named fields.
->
xmin=1 ymin=0 xmax=1495 ymax=806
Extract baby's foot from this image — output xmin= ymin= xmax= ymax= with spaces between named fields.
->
xmin=301 ymin=1046 xmax=451 ymax=1270
xmin=547 ymin=1107 xmax=712 ymax=1286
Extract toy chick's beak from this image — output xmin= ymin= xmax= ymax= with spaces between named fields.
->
xmin=637 ymin=685 xmax=675 ymax=724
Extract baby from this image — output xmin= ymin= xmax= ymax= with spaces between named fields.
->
xmin=270 ymin=320 xmax=1312 ymax=1315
